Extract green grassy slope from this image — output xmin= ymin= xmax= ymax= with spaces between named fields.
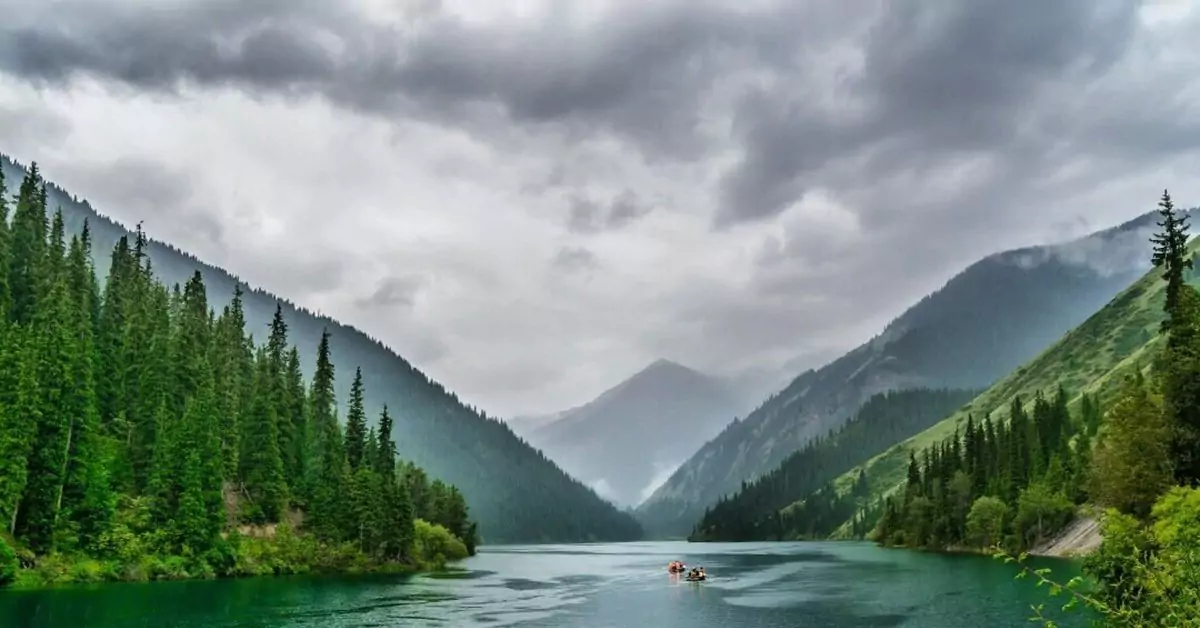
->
xmin=807 ymin=242 xmax=1200 ymax=534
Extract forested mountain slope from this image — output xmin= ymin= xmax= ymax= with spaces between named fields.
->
xmin=637 ymin=211 xmax=1174 ymax=538
xmin=519 ymin=359 xmax=747 ymax=507
xmin=807 ymin=234 xmax=1200 ymax=536
xmin=1 ymin=154 xmax=642 ymax=544
xmin=688 ymin=387 xmax=980 ymax=541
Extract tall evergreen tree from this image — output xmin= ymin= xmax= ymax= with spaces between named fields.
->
xmin=240 ymin=347 xmax=288 ymax=523
xmin=1150 ymin=189 xmax=1200 ymax=485
xmin=344 ymin=368 xmax=368 ymax=471
xmin=7 ymin=164 xmax=47 ymax=325
xmin=0 ymin=331 xmax=40 ymax=535
xmin=0 ymin=165 xmax=12 ymax=319
xmin=283 ymin=347 xmax=308 ymax=494
xmin=1151 ymin=189 xmax=1193 ymax=336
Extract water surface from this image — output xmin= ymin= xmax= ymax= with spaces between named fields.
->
xmin=1 ymin=541 xmax=1091 ymax=627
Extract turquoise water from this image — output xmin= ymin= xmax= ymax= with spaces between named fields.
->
xmin=1 ymin=541 xmax=1091 ymax=627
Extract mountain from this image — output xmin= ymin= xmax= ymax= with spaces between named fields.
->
xmin=810 ymin=230 xmax=1200 ymax=535
xmin=636 ymin=210 xmax=1175 ymax=538
xmin=518 ymin=359 xmax=747 ymax=507
xmin=1 ymin=154 xmax=643 ymax=544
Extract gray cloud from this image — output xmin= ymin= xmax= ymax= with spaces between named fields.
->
xmin=3 ymin=0 xmax=1200 ymax=418
xmin=551 ymin=246 xmax=599 ymax=273
xmin=355 ymin=275 xmax=425 ymax=310
xmin=565 ymin=189 xmax=655 ymax=233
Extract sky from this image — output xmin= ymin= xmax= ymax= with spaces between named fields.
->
xmin=2 ymin=0 xmax=1200 ymax=418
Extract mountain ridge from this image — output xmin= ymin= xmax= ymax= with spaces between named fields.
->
xmin=1 ymin=153 xmax=643 ymax=544
xmin=807 ymin=227 xmax=1200 ymax=540
xmin=635 ymin=208 xmax=1179 ymax=538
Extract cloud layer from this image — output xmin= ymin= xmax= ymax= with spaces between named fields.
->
xmin=2 ymin=0 xmax=1200 ymax=416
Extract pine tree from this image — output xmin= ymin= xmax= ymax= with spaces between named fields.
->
xmin=95 ymin=236 xmax=134 ymax=432
xmin=303 ymin=329 xmax=336 ymax=503
xmin=344 ymin=368 xmax=368 ymax=471
xmin=59 ymin=234 xmax=113 ymax=550
xmin=1150 ymin=190 xmax=1200 ymax=485
xmin=283 ymin=347 xmax=308 ymax=497
xmin=0 ymin=330 xmax=40 ymax=535
xmin=265 ymin=304 xmax=298 ymax=487
xmin=240 ymin=347 xmax=288 ymax=523
xmin=1151 ymin=189 xmax=1193 ymax=335
xmin=7 ymin=164 xmax=47 ymax=325
xmin=0 ymin=164 xmax=12 ymax=319
xmin=16 ymin=230 xmax=75 ymax=552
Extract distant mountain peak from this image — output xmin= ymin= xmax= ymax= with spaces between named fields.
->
xmin=521 ymin=357 xmax=751 ymax=507
xmin=639 ymin=358 xmax=692 ymax=374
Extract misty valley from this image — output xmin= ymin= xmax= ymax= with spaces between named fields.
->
xmin=4 ymin=2 xmax=1200 ymax=627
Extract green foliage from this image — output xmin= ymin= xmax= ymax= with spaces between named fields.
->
xmin=1014 ymin=483 xmax=1075 ymax=549
xmin=1087 ymin=371 xmax=1173 ymax=518
xmin=1010 ymin=489 xmax=1200 ymax=627
xmin=0 ymin=164 xmax=477 ymax=588
xmin=965 ymin=496 xmax=1009 ymax=549
xmin=0 ymin=535 xmax=17 ymax=586
xmin=412 ymin=519 xmax=469 ymax=570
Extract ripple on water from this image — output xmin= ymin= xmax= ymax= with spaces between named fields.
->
xmin=0 ymin=541 xmax=1095 ymax=628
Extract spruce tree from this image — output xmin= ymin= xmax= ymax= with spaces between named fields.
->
xmin=0 ymin=330 xmax=40 ymax=535
xmin=1151 ymin=189 xmax=1193 ymax=335
xmin=0 ymin=165 xmax=11 ymax=319
xmin=1150 ymin=190 xmax=1200 ymax=485
xmin=344 ymin=368 xmax=368 ymax=471
xmin=240 ymin=347 xmax=288 ymax=523
xmin=7 ymin=164 xmax=47 ymax=325
xmin=283 ymin=347 xmax=307 ymax=493
xmin=59 ymin=234 xmax=112 ymax=550
xmin=16 ymin=221 xmax=77 ymax=552
xmin=95 ymin=236 xmax=134 ymax=431
xmin=303 ymin=329 xmax=336 ymax=503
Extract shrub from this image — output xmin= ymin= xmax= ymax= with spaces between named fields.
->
xmin=412 ymin=519 xmax=468 ymax=569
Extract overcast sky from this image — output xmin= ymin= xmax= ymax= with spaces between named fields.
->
xmin=2 ymin=0 xmax=1200 ymax=417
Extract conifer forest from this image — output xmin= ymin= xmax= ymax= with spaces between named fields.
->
xmin=0 ymin=165 xmax=477 ymax=587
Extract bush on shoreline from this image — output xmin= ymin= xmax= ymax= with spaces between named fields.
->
xmin=8 ymin=518 xmax=466 ymax=589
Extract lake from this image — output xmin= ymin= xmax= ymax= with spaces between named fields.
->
xmin=1 ymin=541 xmax=1091 ymax=627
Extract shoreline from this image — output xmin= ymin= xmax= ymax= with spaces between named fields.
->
xmin=7 ymin=559 xmax=467 ymax=592
xmin=5 ymin=518 xmax=474 ymax=591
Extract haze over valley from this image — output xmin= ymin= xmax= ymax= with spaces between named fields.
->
xmin=4 ymin=1 xmax=1200 ymax=625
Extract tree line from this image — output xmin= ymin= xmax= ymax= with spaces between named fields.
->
xmin=871 ymin=386 xmax=1097 ymax=551
xmin=688 ymin=388 xmax=977 ymax=541
xmin=0 ymin=165 xmax=475 ymax=585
